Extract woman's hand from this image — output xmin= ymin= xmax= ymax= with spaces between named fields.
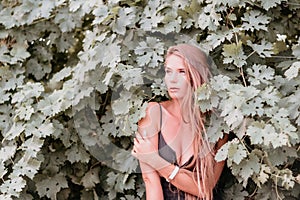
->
xmin=131 ymin=132 xmax=159 ymax=166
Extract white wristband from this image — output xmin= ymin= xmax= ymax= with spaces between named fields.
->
xmin=166 ymin=165 xmax=180 ymax=182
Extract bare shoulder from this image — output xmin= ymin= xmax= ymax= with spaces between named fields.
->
xmin=145 ymin=101 xmax=161 ymax=120
xmin=138 ymin=102 xmax=161 ymax=133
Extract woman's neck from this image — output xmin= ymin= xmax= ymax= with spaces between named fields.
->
xmin=169 ymin=98 xmax=189 ymax=120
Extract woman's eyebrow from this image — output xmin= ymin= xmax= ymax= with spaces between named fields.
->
xmin=165 ymin=65 xmax=185 ymax=70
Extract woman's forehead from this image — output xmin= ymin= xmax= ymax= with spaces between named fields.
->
xmin=164 ymin=54 xmax=186 ymax=69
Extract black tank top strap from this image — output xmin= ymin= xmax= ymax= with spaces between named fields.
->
xmin=158 ymin=102 xmax=162 ymax=131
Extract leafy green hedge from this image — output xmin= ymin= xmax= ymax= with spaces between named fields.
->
xmin=0 ymin=0 xmax=299 ymax=199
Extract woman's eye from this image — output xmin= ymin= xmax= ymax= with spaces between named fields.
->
xmin=179 ymin=70 xmax=186 ymax=74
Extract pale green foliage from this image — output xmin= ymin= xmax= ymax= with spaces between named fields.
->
xmin=241 ymin=10 xmax=271 ymax=31
xmin=35 ymin=173 xmax=68 ymax=199
xmin=0 ymin=0 xmax=299 ymax=199
xmin=222 ymin=42 xmax=247 ymax=67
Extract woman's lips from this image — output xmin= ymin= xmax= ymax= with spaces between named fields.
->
xmin=169 ymin=87 xmax=179 ymax=92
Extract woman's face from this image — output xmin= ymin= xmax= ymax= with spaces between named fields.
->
xmin=164 ymin=54 xmax=190 ymax=100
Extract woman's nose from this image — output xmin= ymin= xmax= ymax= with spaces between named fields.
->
xmin=170 ymin=72 xmax=178 ymax=82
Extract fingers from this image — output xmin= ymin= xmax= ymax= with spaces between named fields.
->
xmin=131 ymin=149 xmax=136 ymax=157
xmin=131 ymin=138 xmax=139 ymax=157
xmin=134 ymin=137 xmax=140 ymax=145
xmin=135 ymin=131 xmax=144 ymax=140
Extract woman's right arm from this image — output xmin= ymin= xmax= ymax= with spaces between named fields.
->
xmin=135 ymin=102 xmax=164 ymax=199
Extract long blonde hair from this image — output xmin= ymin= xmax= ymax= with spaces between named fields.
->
xmin=166 ymin=44 xmax=215 ymax=200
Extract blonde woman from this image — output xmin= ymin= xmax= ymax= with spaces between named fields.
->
xmin=132 ymin=44 xmax=228 ymax=200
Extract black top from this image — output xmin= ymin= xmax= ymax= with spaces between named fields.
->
xmin=157 ymin=103 xmax=194 ymax=200
xmin=156 ymin=103 xmax=224 ymax=200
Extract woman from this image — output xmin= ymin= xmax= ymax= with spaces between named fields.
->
xmin=132 ymin=44 xmax=228 ymax=200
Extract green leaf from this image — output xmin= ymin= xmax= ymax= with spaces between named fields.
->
xmin=229 ymin=139 xmax=248 ymax=165
xmin=255 ymin=183 xmax=283 ymax=200
xmin=260 ymin=86 xmax=280 ymax=106
xmin=242 ymin=97 xmax=264 ymax=116
xmin=65 ymin=143 xmax=91 ymax=164
xmin=292 ymin=39 xmax=300 ymax=58
xmin=0 ymin=145 xmax=17 ymax=163
xmin=24 ymin=115 xmax=54 ymax=138
xmin=205 ymin=28 xmax=235 ymax=50
xmin=215 ymin=141 xmax=230 ymax=162
xmin=268 ymin=146 xmax=298 ymax=166
xmin=113 ymin=150 xmax=139 ymax=173
xmin=0 ymin=104 xmax=14 ymax=133
xmin=101 ymin=106 xmax=120 ymax=137
xmin=224 ymin=183 xmax=248 ymax=200
xmin=207 ymin=113 xmax=229 ymax=143
xmin=139 ymin=0 xmax=164 ymax=31
xmin=254 ymin=164 xmax=271 ymax=187
xmin=20 ymin=136 xmax=44 ymax=157
xmin=284 ymin=61 xmax=300 ymax=80
xmin=161 ymin=9 xmax=181 ymax=33
xmin=247 ymin=121 xmax=265 ymax=145
xmin=247 ymin=121 xmax=289 ymax=148
xmin=197 ymin=83 xmax=220 ymax=112
xmin=50 ymin=66 xmax=73 ymax=83
xmin=197 ymin=83 xmax=211 ymax=100
xmin=0 ymin=45 xmax=11 ymax=63
xmin=270 ymin=107 xmax=297 ymax=137
xmin=117 ymin=64 xmax=144 ymax=90
xmin=277 ymin=169 xmax=295 ymax=189
xmin=273 ymin=41 xmax=288 ymax=54
xmin=224 ymin=108 xmax=244 ymax=129
xmin=54 ymin=7 xmax=82 ymax=32
xmin=217 ymin=0 xmax=241 ymax=7
xmin=222 ymin=42 xmax=247 ymax=67
xmin=241 ymin=10 xmax=270 ymax=31
xmin=4 ymin=122 xmax=24 ymax=141
xmin=134 ymin=37 xmax=164 ymax=68
xmin=112 ymin=98 xmax=130 ymax=116
xmin=72 ymin=83 xmax=94 ymax=106
xmin=112 ymin=7 xmax=136 ymax=35
xmin=151 ymin=79 xmax=168 ymax=96
xmin=26 ymin=58 xmax=52 ymax=80
xmin=103 ymin=39 xmax=121 ymax=66
xmin=197 ymin=4 xmax=221 ymax=31
xmin=12 ymin=157 xmax=41 ymax=179
xmin=0 ymin=176 xmax=26 ymax=198
xmin=258 ymin=0 xmax=282 ymax=10
xmin=210 ymin=75 xmax=231 ymax=92
xmin=69 ymin=0 xmax=95 ymax=14
xmin=247 ymin=39 xmax=273 ymax=58
xmin=232 ymin=152 xmax=260 ymax=186
xmin=247 ymin=64 xmax=275 ymax=86
xmin=81 ymin=167 xmax=100 ymax=189
xmin=0 ymin=66 xmax=25 ymax=91
xmin=16 ymin=104 xmax=34 ymax=121
xmin=9 ymin=42 xmax=30 ymax=63
xmin=0 ymin=164 xmax=7 ymax=180
xmin=0 ymin=8 xmax=17 ymax=29
xmin=92 ymin=5 xmax=109 ymax=25
xmin=106 ymin=172 xmax=136 ymax=193
xmin=39 ymin=0 xmax=56 ymax=18
xmin=35 ymin=173 xmax=68 ymax=199
xmin=12 ymin=82 xmax=44 ymax=104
